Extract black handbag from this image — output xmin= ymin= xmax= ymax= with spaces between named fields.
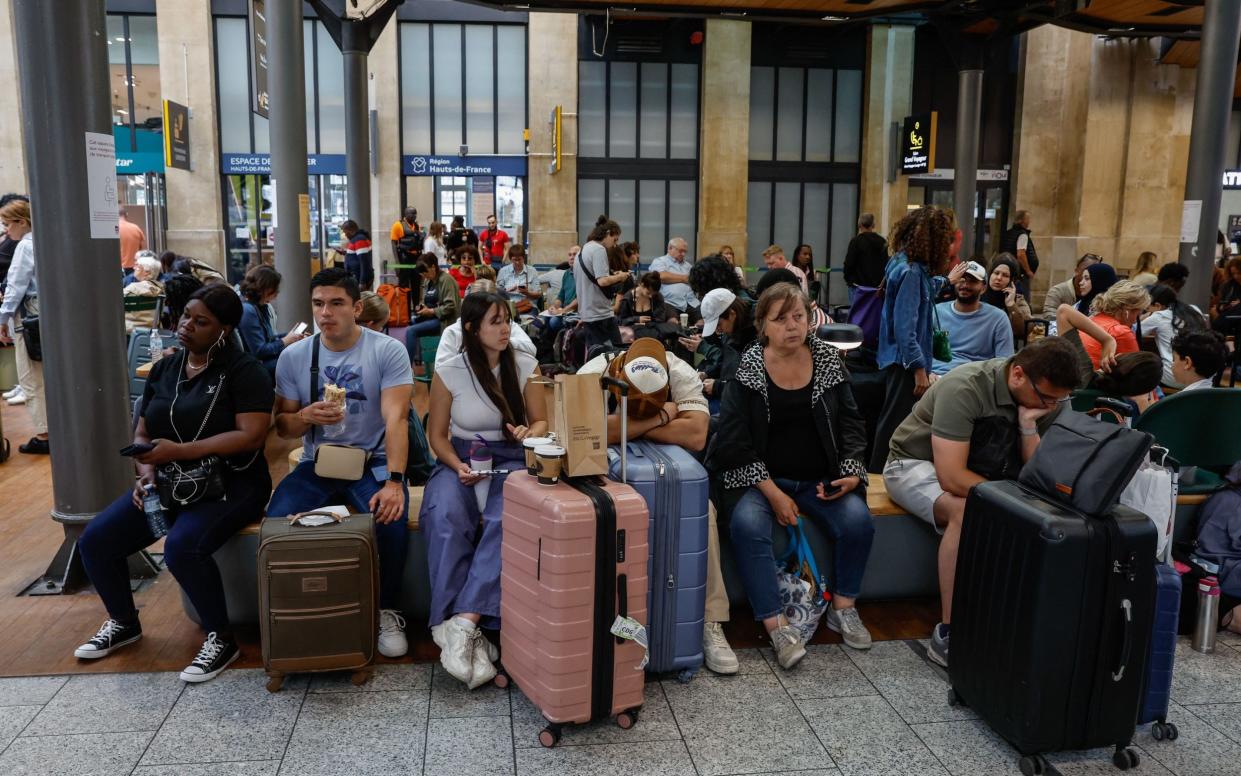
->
xmin=19 ymin=315 xmax=41 ymax=361
xmin=154 ymin=361 xmax=229 ymax=507
xmin=966 ymin=415 xmax=1022 ymax=481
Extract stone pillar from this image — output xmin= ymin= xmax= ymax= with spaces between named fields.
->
xmin=696 ymin=20 xmax=751 ymax=265
xmin=156 ymin=0 xmax=226 ymax=270
xmin=859 ymin=24 xmax=915 ymax=237
xmin=369 ymin=19 xmax=402 ymax=278
xmin=527 ymin=12 xmax=578 ymax=265
xmin=0 ymin=0 xmax=26 ymax=193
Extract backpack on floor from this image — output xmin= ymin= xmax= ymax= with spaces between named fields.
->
xmin=376 ymin=283 xmax=411 ymax=328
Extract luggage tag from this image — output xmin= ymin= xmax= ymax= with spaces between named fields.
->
xmin=610 ymin=615 xmax=649 ymax=670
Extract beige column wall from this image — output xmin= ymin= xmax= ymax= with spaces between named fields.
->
xmin=859 ymin=24 xmax=915 ymax=237
xmin=696 ymin=20 xmax=751 ymax=265
xmin=1011 ymin=26 xmax=1193 ymax=305
xmin=0 ymin=0 xmax=25 ymax=194
xmin=157 ymin=0 xmax=226 ymax=271
xmin=369 ymin=19 xmax=402 ymax=280
xmin=526 ymin=12 xmax=578 ymax=265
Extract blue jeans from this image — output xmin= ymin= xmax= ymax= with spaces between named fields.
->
xmin=79 ymin=468 xmax=272 ymax=633
xmin=267 ymin=460 xmax=409 ymax=610
xmin=404 ymin=318 xmax=442 ymax=363
xmin=345 ymin=254 xmax=373 ymax=288
xmin=421 ymin=438 xmax=524 ymax=629
xmin=729 ymin=480 xmax=875 ymax=620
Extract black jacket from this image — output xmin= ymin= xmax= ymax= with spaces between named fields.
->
xmin=706 ymin=336 xmax=869 ymax=492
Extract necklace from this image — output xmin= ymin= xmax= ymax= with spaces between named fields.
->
xmin=186 ymin=354 xmax=209 ymax=373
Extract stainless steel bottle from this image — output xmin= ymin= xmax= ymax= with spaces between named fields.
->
xmin=1192 ymin=577 xmax=1221 ymax=654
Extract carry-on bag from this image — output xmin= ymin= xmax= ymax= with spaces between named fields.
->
xmin=1139 ymin=562 xmax=1181 ymax=741
xmin=499 ymin=376 xmax=649 ymax=747
xmin=258 ymin=510 xmax=379 ymax=692
xmin=949 ymin=479 xmax=1156 ymax=775
xmin=607 ymin=440 xmax=708 ymax=680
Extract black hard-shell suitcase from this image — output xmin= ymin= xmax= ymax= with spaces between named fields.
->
xmin=949 ymin=480 xmax=1157 ymax=774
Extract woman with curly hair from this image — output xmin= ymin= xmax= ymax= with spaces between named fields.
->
xmin=869 ymin=206 xmax=967 ymax=472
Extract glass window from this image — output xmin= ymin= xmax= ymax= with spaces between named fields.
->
xmin=834 ymin=69 xmax=863 ymax=163
xmin=638 ymin=179 xmax=665 ymax=260
xmin=801 ymin=183 xmax=829 ymax=271
xmin=608 ymin=179 xmax=636 ymax=239
xmin=668 ymin=180 xmax=696 ymax=259
xmin=254 ymin=113 xmax=270 ymax=153
xmin=608 ymin=62 xmax=637 ymax=158
xmin=496 ymin=176 xmax=524 ymax=231
xmin=401 ymin=24 xmax=432 ymax=154
xmin=669 ymin=64 xmax=698 ymax=159
xmin=639 ymin=63 xmax=668 ymax=159
xmin=127 ymin=16 xmax=161 ymax=130
xmin=465 ymin=25 xmax=495 ymax=154
xmin=748 ymin=67 xmax=774 ymax=161
xmin=805 ymin=70 xmax=833 ymax=163
xmin=578 ymin=61 xmax=606 ymax=158
xmin=496 ymin=26 xmax=526 ymax=155
xmin=107 ymin=16 xmax=129 ymax=128
xmin=831 ymin=183 xmax=858 ymax=299
xmin=433 ymin=25 xmax=463 ymax=154
xmin=773 ymin=182 xmax=800 ymax=249
xmin=747 ymin=181 xmax=771 ymax=262
xmin=578 ymin=178 xmax=605 ymax=244
xmin=776 ymin=68 xmax=804 ymax=162
xmin=317 ymin=21 xmax=346 ymax=154
xmin=216 ymin=18 xmax=251 ymax=153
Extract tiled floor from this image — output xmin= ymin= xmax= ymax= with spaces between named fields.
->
xmin=2 ymin=638 xmax=1240 ymax=776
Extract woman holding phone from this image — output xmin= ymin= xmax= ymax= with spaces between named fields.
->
xmin=238 ymin=264 xmax=307 ymax=378
xmin=706 ymin=283 xmax=874 ymax=670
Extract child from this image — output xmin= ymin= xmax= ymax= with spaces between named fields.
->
xmin=1170 ymin=330 xmax=1229 ymax=392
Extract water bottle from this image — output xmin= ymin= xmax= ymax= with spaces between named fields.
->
xmin=142 ymin=484 xmax=168 ymax=539
xmin=1192 ymin=576 xmax=1221 ymax=654
xmin=148 ymin=328 xmax=164 ymax=365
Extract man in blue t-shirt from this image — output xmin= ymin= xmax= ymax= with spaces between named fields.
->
xmin=932 ymin=261 xmax=1014 ymax=375
xmin=268 ymin=268 xmax=415 ymax=658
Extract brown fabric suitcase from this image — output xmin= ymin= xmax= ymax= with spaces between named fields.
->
xmin=258 ymin=511 xmax=379 ymax=691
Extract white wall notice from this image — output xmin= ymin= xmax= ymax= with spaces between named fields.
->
xmin=1180 ymin=200 xmax=1202 ymax=244
xmin=85 ymin=132 xmax=118 ymax=239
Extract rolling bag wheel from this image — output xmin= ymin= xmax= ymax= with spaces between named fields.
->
xmin=265 ymin=674 xmax=285 ymax=693
xmin=1018 ymin=753 xmax=1048 ymax=775
xmin=615 ymin=709 xmax=638 ymax=729
xmin=351 ymin=668 xmax=372 ymax=686
xmin=1112 ymin=746 xmax=1139 ymax=770
xmin=0 ymin=438 xmax=9 ymax=462
xmin=947 ymin=688 xmax=967 ymax=708
xmin=1166 ymin=723 xmax=1179 ymax=741
xmin=538 ymin=725 xmax=562 ymax=748
xmin=677 ymin=666 xmax=698 ymax=684
xmin=493 ymin=669 xmax=510 ymax=689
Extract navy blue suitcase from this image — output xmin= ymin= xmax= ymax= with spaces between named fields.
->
xmin=608 ymin=440 xmax=709 ymax=680
xmin=1139 ymin=563 xmax=1181 ymax=740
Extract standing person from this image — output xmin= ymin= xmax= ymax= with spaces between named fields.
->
xmin=238 ymin=265 xmax=306 ymax=378
xmin=650 ymin=237 xmax=699 ymax=315
xmin=423 ymin=221 xmax=448 ymax=268
xmin=707 ymin=283 xmax=875 ymax=668
xmin=760 ymin=245 xmax=809 ymax=296
xmin=0 ymin=193 xmax=28 ymax=286
xmin=422 ymin=292 xmax=547 ymax=688
xmin=843 ymin=213 xmax=888 ymax=301
xmin=575 ymin=216 xmax=631 ymax=353
xmin=389 ymin=207 xmax=424 ymax=288
xmin=1000 ymin=209 xmax=1038 ymax=301
xmin=406 ymin=255 xmax=462 ymax=367
xmin=338 ymin=219 xmax=374 ymax=290
xmin=869 ymin=206 xmax=966 ymax=473
xmin=73 ymin=286 xmax=274 ymax=682
xmin=267 ymin=268 xmax=415 ymax=659
xmin=1131 ymin=252 xmax=1158 ymax=287
xmin=450 ymin=246 xmax=480 ymax=297
xmin=118 ymin=208 xmax=146 ymax=275
xmin=444 ymin=215 xmax=478 ymax=255
xmin=478 ymin=214 xmax=510 ymax=267
xmin=0 ymin=199 xmax=47 ymax=453
xmin=718 ymin=245 xmax=747 ymax=287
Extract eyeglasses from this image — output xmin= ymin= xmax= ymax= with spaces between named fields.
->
xmin=1030 ymin=379 xmax=1071 ymax=407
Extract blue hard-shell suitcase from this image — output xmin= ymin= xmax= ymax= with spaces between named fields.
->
xmin=1140 ymin=562 xmax=1182 ymax=741
xmin=608 ymin=440 xmax=709 ymax=680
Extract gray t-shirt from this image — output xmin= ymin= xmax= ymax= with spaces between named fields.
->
xmin=575 ymin=241 xmax=614 ymax=322
xmin=275 ymin=327 xmax=414 ymax=462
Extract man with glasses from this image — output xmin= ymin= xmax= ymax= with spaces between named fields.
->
xmin=650 ymin=237 xmax=698 ymax=315
xmin=881 ymin=337 xmax=1083 ymax=669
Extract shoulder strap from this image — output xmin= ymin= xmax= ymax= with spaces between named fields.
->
xmin=308 ymin=334 xmax=320 ymax=443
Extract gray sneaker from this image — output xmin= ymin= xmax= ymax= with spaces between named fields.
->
xmin=928 ymin=623 xmax=949 ymax=668
xmin=825 ymin=606 xmax=873 ymax=650
xmin=702 ymin=622 xmax=739 ymax=674
xmin=769 ymin=624 xmax=807 ymax=670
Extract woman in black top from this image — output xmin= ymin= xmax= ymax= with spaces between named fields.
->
xmin=75 ymin=285 xmax=274 ymax=683
xmin=616 ymin=271 xmax=674 ymax=331
xmin=706 ymin=283 xmax=874 ymax=670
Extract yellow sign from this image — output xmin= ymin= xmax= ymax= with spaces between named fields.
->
xmin=162 ymin=99 xmax=191 ymax=171
xmin=298 ymin=193 xmax=311 ymax=243
xmin=549 ymin=106 xmax=562 ymax=175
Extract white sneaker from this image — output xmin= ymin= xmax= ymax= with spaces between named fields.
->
xmin=467 ymin=629 xmax=498 ymax=690
xmin=702 ymin=622 xmax=739 ymax=674
xmin=825 ymin=606 xmax=873 ymax=651
xmin=436 ymin=616 xmax=477 ymax=685
xmin=2 ymin=386 xmax=21 ymax=400
xmin=378 ymin=609 xmax=408 ymax=658
xmin=769 ymin=624 xmax=807 ymax=670
xmin=6 ymin=392 xmax=25 ymax=405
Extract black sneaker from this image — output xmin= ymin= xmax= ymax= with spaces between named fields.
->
xmin=74 ymin=618 xmax=142 ymax=659
xmin=19 ymin=437 xmax=49 ymax=455
xmin=180 ymin=632 xmax=239 ymax=683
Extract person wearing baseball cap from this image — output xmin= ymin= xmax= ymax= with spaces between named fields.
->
xmin=688 ymin=288 xmax=757 ymax=405
xmin=931 ymin=259 xmax=1014 ymax=375
xmin=577 ymin=339 xmax=740 ymax=675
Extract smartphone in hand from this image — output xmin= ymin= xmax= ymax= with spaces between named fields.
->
xmin=120 ymin=442 xmax=156 ymax=457
xmin=292 ymin=322 xmax=309 ymax=336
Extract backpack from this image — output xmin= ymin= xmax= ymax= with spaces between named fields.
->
xmin=376 ymin=283 xmax=411 ymax=328
xmin=405 ymin=410 xmax=436 ymax=486
xmin=184 ymin=259 xmax=224 ymax=284
xmin=396 ymin=222 xmax=424 ymax=257
xmin=553 ymin=322 xmax=588 ymax=372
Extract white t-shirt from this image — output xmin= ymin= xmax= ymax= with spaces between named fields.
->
xmin=437 ymin=350 xmax=540 ymax=441
xmin=435 ymin=320 xmax=536 ymax=368
xmin=1143 ymin=306 xmax=1204 ymax=387
xmin=577 ymin=351 xmax=708 ymax=416
xmin=1016 ymin=234 xmax=1029 ymax=252
xmin=424 ymin=236 xmax=448 ymax=268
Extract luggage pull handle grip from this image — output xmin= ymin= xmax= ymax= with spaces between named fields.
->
xmin=1111 ymin=598 xmax=1133 ymax=682
xmin=288 ymin=510 xmax=344 ymax=526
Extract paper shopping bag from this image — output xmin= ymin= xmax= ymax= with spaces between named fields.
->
xmin=530 ymin=373 xmax=607 ymax=477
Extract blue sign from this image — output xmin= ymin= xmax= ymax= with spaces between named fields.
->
xmin=220 ymin=153 xmax=347 ymax=175
xmin=402 ymin=155 xmax=527 ymax=177
xmin=115 ymin=151 xmax=165 ymax=175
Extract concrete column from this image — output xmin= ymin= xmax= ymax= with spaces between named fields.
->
xmin=156 ymin=0 xmax=226 ymax=270
xmin=696 ymin=20 xmax=751 ymax=265
xmin=0 ymin=0 xmax=26 ymax=193
xmin=526 ymin=12 xmax=579 ymax=265
xmin=953 ymin=69 xmax=983 ymax=259
xmin=369 ymin=18 xmax=402 ymax=275
xmin=859 ymin=24 xmax=915 ymax=236
xmin=343 ymin=49 xmax=371 ymax=238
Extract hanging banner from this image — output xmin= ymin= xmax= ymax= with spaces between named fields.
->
xmin=250 ymin=0 xmax=270 ymax=118
xmin=900 ymin=113 xmax=937 ymax=175
xmin=163 ymin=99 xmax=191 ymax=171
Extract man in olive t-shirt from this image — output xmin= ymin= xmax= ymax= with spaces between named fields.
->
xmin=882 ymin=337 xmax=1081 ymax=669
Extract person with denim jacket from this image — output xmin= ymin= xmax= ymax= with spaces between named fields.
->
xmin=868 ymin=207 xmax=967 ymax=473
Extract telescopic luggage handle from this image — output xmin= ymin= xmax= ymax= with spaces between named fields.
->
xmin=600 ymin=375 xmax=628 ymax=483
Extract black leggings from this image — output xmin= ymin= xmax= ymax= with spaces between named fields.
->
xmin=869 ymin=363 xmax=920 ymax=473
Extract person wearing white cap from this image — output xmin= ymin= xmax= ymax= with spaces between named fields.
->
xmin=930 ymin=260 xmax=1014 ymax=375
xmin=686 ymin=288 xmax=758 ymax=404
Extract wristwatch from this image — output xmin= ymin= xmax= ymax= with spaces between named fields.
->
xmin=1019 ymin=426 xmax=1039 ymax=437
xmin=388 ymin=471 xmax=407 ymax=485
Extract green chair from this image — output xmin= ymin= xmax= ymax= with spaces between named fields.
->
xmin=1070 ymin=388 xmax=1102 ymax=414
xmin=123 ymin=294 xmax=165 ymax=327
xmin=1133 ymin=388 xmax=1241 ymax=494
xmin=415 ymin=335 xmax=441 ymax=386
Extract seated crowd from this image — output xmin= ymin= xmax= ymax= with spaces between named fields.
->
xmin=67 ymin=204 xmax=1239 ymax=687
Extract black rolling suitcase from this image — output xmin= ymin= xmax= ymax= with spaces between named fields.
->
xmin=949 ymin=480 xmax=1157 ymax=775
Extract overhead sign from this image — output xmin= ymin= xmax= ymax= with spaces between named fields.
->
xmin=115 ymin=152 xmax=165 ymax=174
xmin=220 ymin=153 xmax=347 ymax=175
xmin=908 ymin=167 xmax=1008 ymax=182
xmin=900 ymin=112 xmax=937 ymax=175
xmin=250 ymin=0 xmax=269 ymax=117
xmin=402 ymin=155 xmax=528 ymax=177
xmin=1223 ymin=170 xmax=1241 ymax=189
xmin=163 ymin=99 xmax=191 ymax=171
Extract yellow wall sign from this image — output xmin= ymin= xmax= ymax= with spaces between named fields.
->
xmin=163 ymin=99 xmax=191 ymax=171
xmin=549 ymin=105 xmax=562 ymax=175
xmin=298 ymin=193 xmax=311 ymax=243
xmin=900 ymin=112 xmax=937 ymax=175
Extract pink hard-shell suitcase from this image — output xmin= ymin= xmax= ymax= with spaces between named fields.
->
xmin=499 ymin=376 xmax=649 ymax=747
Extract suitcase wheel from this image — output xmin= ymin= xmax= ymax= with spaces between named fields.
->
xmin=351 ymin=669 xmax=372 ymax=687
xmin=1018 ymin=754 xmax=1048 ymax=776
xmin=1151 ymin=722 xmax=1178 ymax=742
xmin=0 ymin=438 xmax=9 ymax=463
xmin=1112 ymin=746 xmax=1140 ymax=771
xmin=538 ymin=725 xmax=562 ymax=748
xmin=265 ymin=674 xmax=285 ymax=693
xmin=615 ymin=709 xmax=639 ymax=730
xmin=947 ymin=688 xmax=967 ymax=708
xmin=676 ymin=667 xmax=698 ymax=684
xmin=492 ymin=669 xmax=510 ymax=689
